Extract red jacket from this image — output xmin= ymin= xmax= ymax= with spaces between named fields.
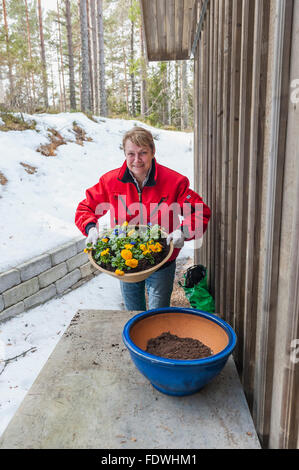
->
xmin=75 ymin=158 xmax=211 ymax=262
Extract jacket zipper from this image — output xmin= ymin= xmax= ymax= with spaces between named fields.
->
xmin=138 ymin=191 xmax=143 ymax=224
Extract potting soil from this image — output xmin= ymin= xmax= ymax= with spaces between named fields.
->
xmin=146 ymin=331 xmax=213 ymax=360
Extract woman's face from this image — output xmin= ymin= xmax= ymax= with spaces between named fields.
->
xmin=124 ymin=139 xmax=154 ymax=182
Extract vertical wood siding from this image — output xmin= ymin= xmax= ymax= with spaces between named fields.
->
xmin=193 ymin=0 xmax=298 ymax=449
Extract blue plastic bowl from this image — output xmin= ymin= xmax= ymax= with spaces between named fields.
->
xmin=122 ymin=307 xmax=237 ymax=396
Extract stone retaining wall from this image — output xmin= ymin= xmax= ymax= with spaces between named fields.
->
xmin=0 ymin=237 xmax=100 ymax=322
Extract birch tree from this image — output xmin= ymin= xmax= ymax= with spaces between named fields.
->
xmin=24 ymin=0 xmax=36 ymax=109
xmin=181 ymin=61 xmax=188 ymax=129
xmin=57 ymin=0 xmax=66 ymax=111
xmin=65 ymin=0 xmax=76 ymax=110
xmin=139 ymin=20 xmax=147 ymax=118
xmin=86 ymin=0 xmax=94 ymax=113
xmin=2 ymin=0 xmax=14 ymax=105
xmin=37 ymin=0 xmax=49 ymax=108
xmin=128 ymin=0 xmax=136 ymax=116
xmin=97 ymin=0 xmax=107 ymax=116
xmin=90 ymin=0 xmax=98 ymax=114
xmin=123 ymin=45 xmax=129 ymax=114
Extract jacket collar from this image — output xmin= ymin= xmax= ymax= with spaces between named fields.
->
xmin=117 ymin=157 xmax=157 ymax=187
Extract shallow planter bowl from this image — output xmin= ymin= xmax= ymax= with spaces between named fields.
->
xmin=88 ymin=226 xmax=174 ymax=283
xmin=122 ymin=307 xmax=237 ymax=396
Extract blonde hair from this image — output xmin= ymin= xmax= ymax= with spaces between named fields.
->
xmin=122 ymin=127 xmax=155 ymax=154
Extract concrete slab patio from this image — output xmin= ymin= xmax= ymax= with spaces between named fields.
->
xmin=0 ymin=309 xmax=261 ymax=449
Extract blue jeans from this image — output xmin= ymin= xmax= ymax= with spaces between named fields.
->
xmin=120 ymin=261 xmax=176 ymax=311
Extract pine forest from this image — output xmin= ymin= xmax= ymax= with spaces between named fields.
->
xmin=0 ymin=0 xmax=194 ymax=130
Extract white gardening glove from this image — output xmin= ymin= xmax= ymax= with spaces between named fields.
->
xmin=167 ymin=230 xmax=185 ymax=249
xmin=86 ymin=226 xmax=99 ymax=246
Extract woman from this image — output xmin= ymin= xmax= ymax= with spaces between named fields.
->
xmin=75 ymin=127 xmax=211 ymax=310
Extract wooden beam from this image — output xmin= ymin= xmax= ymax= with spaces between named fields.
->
xmin=201 ymin=0 xmax=209 ymax=268
xmin=139 ymin=0 xmax=149 ymax=62
xmin=191 ymin=0 xmax=210 ymax=57
xmin=156 ymin=0 xmax=167 ymax=58
xmin=225 ymin=0 xmax=242 ymax=331
xmin=233 ymin=0 xmax=254 ymax=372
xmin=166 ymin=0 xmax=176 ymax=59
xmin=175 ymin=0 xmax=185 ymax=58
xmin=209 ymin=0 xmax=217 ymax=297
xmin=182 ymin=0 xmax=194 ymax=56
xmin=219 ymin=0 xmax=232 ymax=317
xmin=242 ymin=0 xmax=270 ymax=408
xmin=215 ymin=0 xmax=224 ymax=313
xmin=189 ymin=0 xmax=200 ymax=57
xmin=254 ymin=0 xmax=294 ymax=447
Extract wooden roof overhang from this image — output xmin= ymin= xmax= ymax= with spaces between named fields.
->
xmin=140 ymin=0 xmax=196 ymax=61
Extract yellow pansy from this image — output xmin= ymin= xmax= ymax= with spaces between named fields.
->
xmin=122 ymin=221 xmax=129 ymax=227
xmin=125 ymin=258 xmax=138 ymax=268
xmin=100 ymin=248 xmax=109 ymax=256
xmin=115 ymin=269 xmax=125 ymax=276
xmin=102 ymin=238 xmax=108 ymax=243
xmin=149 ymin=245 xmax=157 ymax=252
xmin=139 ymin=244 xmax=146 ymax=251
xmin=124 ymin=244 xmax=134 ymax=250
xmin=121 ymin=249 xmax=132 ymax=260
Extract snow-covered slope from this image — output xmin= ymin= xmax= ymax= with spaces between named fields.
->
xmin=0 ymin=114 xmax=195 ymax=438
xmin=0 ymin=113 xmax=193 ymax=271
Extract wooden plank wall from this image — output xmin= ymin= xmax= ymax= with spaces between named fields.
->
xmin=193 ymin=0 xmax=298 ymax=449
xmin=140 ymin=0 xmax=194 ymax=60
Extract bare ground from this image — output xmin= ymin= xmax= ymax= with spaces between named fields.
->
xmin=170 ymin=256 xmax=194 ymax=308
xmin=144 ymin=256 xmax=194 ymax=309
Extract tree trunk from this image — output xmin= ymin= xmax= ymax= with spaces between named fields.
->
xmin=56 ymin=42 xmax=63 ymax=111
xmin=97 ymin=0 xmax=107 ymax=116
xmin=90 ymin=0 xmax=98 ymax=115
xmin=24 ymin=0 xmax=36 ymax=111
xmin=180 ymin=61 xmax=188 ymax=130
xmin=175 ymin=61 xmax=180 ymax=127
xmin=50 ymin=62 xmax=56 ymax=108
xmin=2 ymin=0 xmax=14 ymax=105
xmin=123 ymin=46 xmax=129 ymax=114
xmin=162 ymin=62 xmax=169 ymax=125
xmin=65 ymin=0 xmax=77 ymax=110
xmin=37 ymin=0 xmax=49 ymax=109
xmin=130 ymin=8 xmax=135 ymax=117
xmin=79 ymin=0 xmax=91 ymax=112
xmin=167 ymin=63 xmax=172 ymax=125
xmin=86 ymin=0 xmax=94 ymax=113
xmin=0 ymin=70 xmax=5 ymax=103
xmin=57 ymin=0 xmax=66 ymax=111
xmin=139 ymin=21 xmax=147 ymax=118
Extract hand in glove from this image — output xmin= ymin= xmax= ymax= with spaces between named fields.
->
xmin=166 ymin=229 xmax=185 ymax=249
xmin=86 ymin=226 xmax=99 ymax=246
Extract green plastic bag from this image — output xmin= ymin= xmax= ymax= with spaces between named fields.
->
xmin=179 ymin=265 xmax=215 ymax=313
